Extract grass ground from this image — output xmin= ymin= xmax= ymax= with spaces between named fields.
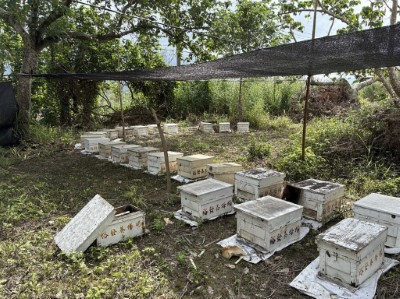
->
xmin=0 ymin=126 xmax=399 ymax=298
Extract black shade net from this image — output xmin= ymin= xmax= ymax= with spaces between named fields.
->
xmin=31 ymin=24 xmax=400 ymax=81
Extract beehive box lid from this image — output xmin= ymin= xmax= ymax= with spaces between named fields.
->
xmin=164 ymin=123 xmax=177 ymax=127
xmin=316 ymin=218 xmax=387 ymax=252
xmin=177 ymin=178 xmax=233 ymax=196
xmin=84 ymin=131 xmax=107 ymax=135
xmin=128 ymin=146 xmax=158 ymax=153
xmin=219 ymin=122 xmax=230 ymax=125
xmin=99 ymin=141 xmax=126 ymax=147
xmin=237 ymin=122 xmax=249 ymax=125
xmin=148 ymin=151 xmax=183 ymax=159
xmin=290 ymin=179 xmax=344 ymax=195
xmin=236 ymin=168 xmax=285 ymax=181
xmin=54 ymin=194 xmax=115 ymax=253
xmin=208 ymin=162 xmax=242 ymax=173
xmin=111 ymin=144 xmax=140 ymax=151
xmin=354 ymin=193 xmax=400 ymax=217
xmin=178 ymin=154 xmax=214 ymax=162
xmin=84 ymin=137 xmax=110 ymax=143
xmin=234 ymin=195 xmax=302 ymax=221
xmin=200 ymin=121 xmax=212 ymax=125
xmin=106 ymin=128 xmax=119 ymax=132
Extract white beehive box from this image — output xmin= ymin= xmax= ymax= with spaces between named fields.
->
xmin=131 ymin=125 xmax=148 ymax=137
xmin=235 ymin=168 xmax=285 ymax=201
xmin=80 ymin=134 xmax=106 ymax=145
xmin=285 ymin=179 xmax=345 ymax=222
xmin=207 ymin=162 xmax=243 ymax=184
xmin=147 ymin=124 xmax=158 ymax=135
xmin=164 ymin=123 xmax=179 ymax=134
xmin=97 ymin=204 xmax=146 ymax=247
xmin=316 ymin=218 xmax=387 ymax=287
xmin=98 ymin=141 xmax=126 ymax=158
xmin=83 ymin=137 xmax=110 ymax=153
xmin=219 ymin=122 xmax=231 ymax=133
xmin=353 ymin=193 xmax=400 ymax=248
xmin=54 ymin=194 xmax=116 ymax=253
xmin=105 ymin=129 xmax=119 ymax=140
xmin=199 ymin=122 xmax=214 ymax=133
xmin=177 ymin=154 xmax=214 ymax=179
xmin=84 ymin=131 xmax=108 ymax=137
xmin=234 ymin=196 xmax=303 ymax=251
xmin=128 ymin=146 xmax=158 ymax=169
xmin=147 ymin=151 xmax=184 ymax=175
xmin=237 ymin=122 xmax=249 ymax=133
xmin=117 ymin=126 xmax=134 ymax=138
xmin=178 ymin=178 xmax=234 ymax=220
xmin=111 ymin=144 xmax=140 ymax=163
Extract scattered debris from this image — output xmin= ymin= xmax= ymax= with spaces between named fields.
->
xmin=222 ymin=245 xmax=246 ymax=259
xmin=163 ymin=218 xmax=174 ymax=225
xmin=225 ymin=264 xmax=236 ymax=269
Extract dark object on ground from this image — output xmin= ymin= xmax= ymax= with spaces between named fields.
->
xmin=0 ymin=82 xmax=19 ymax=146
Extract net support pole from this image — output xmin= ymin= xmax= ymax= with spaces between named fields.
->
xmin=301 ymin=0 xmax=318 ymax=161
xmin=117 ymin=39 xmax=126 ymax=141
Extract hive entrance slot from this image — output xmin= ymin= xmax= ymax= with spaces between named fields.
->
xmin=282 ymin=185 xmax=301 ymax=204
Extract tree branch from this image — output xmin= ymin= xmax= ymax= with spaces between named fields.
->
xmin=376 ymin=69 xmax=400 ymax=107
xmin=37 ymin=0 xmax=73 ymax=38
xmin=0 ymin=7 xmax=29 ymax=39
xmin=316 ymin=0 xmax=359 ymax=31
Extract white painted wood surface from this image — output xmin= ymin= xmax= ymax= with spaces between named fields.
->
xmin=199 ymin=122 xmax=214 ymax=133
xmin=316 ymin=218 xmax=387 ymax=287
xmin=128 ymin=146 xmax=158 ymax=169
xmin=111 ymin=144 xmax=140 ymax=163
xmin=131 ymin=125 xmax=148 ymax=137
xmin=54 ymin=194 xmax=115 ymax=253
xmin=147 ymin=151 xmax=184 ymax=174
xmin=237 ymin=122 xmax=249 ymax=132
xmin=177 ymin=154 xmax=214 ymax=179
xmin=163 ymin=123 xmax=179 ymax=134
xmin=98 ymin=141 xmax=126 ymax=158
xmin=83 ymin=137 xmax=110 ymax=153
xmin=218 ymin=122 xmax=231 ymax=133
xmin=353 ymin=193 xmax=400 ymax=247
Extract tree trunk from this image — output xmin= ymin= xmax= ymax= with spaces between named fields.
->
xmin=16 ymin=41 xmax=38 ymax=137
xmin=60 ymin=95 xmax=71 ymax=126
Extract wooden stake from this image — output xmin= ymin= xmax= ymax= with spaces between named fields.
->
xmin=151 ymin=108 xmax=172 ymax=194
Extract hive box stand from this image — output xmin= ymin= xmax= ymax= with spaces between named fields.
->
xmin=128 ymin=146 xmax=158 ymax=169
xmin=283 ymin=179 xmax=345 ymax=222
xmin=234 ymin=196 xmax=303 ymax=251
xmin=235 ymin=168 xmax=285 ymax=201
xmin=111 ymin=144 xmax=140 ymax=163
xmin=98 ymin=141 xmax=126 ymax=158
xmin=178 ymin=178 xmax=234 ymax=220
xmin=207 ymin=162 xmax=243 ymax=184
xmin=353 ymin=193 xmax=400 ymax=248
xmin=97 ymin=204 xmax=146 ymax=247
xmin=177 ymin=154 xmax=214 ymax=179
xmin=147 ymin=151 xmax=184 ymax=175
xmin=315 ymin=218 xmax=387 ymax=288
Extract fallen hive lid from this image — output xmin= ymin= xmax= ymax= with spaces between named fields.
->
xmin=316 ymin=218 xmax=387 ymax=252
xmin=177 ymin=178 xmax=233 ymax=196
xmin=236 ymin=168 xmax=285 ymax=180
xmin=290 ymin=178 xmax=344 ymax=195
xmin=354 ymin=193 xmax=400 ymax=217
xmin=54 ymin=194 xmax=115 ymax=253
xmin=234 ymin=196 xmax=302 ymax=221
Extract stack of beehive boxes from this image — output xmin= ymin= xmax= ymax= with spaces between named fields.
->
xmin=199 ymin=122 xmax=214 ymax=133
xmin=111 ymin=144 xmax=140 ymax=163
xmin=237 ymin=122 xmax=249 ymax=133
xmin=207 ymin=162 xmax=242 ymax=184
xmin=353 ymin=193 xmax=400 ymax=248
xmin=177 ymin=154 xmax=214 ymax=179
xmin=98 ymin=141 xmax=126 ymax=158
xmin=285 ymin=179 xmax=345 ymax=222
xmin=315 ymin=218 xmax=387 ymax=287
xmin=235 ymin=168 xmax=285 ymax=201
xmin=234 ymin=196 xmax=303 ymax=251
xmin=147 ymin=151 xmax=184 ymax=175
xmin=178 ymin=178 xmax=234 ymax=220
xmin=128 ymin=147 xmax=158 ymax=169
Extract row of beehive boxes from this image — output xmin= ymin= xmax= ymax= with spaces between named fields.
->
xmin=199 ymin=121 xmax=249 ymax=133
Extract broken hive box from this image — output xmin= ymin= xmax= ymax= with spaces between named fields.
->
xmin=178 ymin=178 xmax=234 ymax=220
xmin=97 ymin=204 xmax=146 ymax=247
xmin=199 ymin=122 xmax=214 ymax=133
xmin=111 ymin=144 xmax=141 ymax=163
xmin=315 ymin=218 xmax=387 ymax=288
xmin=207 ymin=162 xmax=243 ymax=184
xmin=147 ymin=151 xmax=184 ymax=175
xmin=237 ymin=122 xmax=249 ymax=133
xmin=164 ymin=123 xmax=179 ymax=134
xmin=284 ymin=179 xmax=345 ymax=222
xmin=98 ymin=141 xmax=126 ymax=158
xmin=83 ymin=137 xmax=110 ymax=153
xmin=353 ymin=193 xmax=400 ymax=248
xmin=128 ymin=146 xmax=158 ymax=169
xmin=234 ymin=168 xmax=285 ymax=201
xmin=177 ymin=154 xmax=214 ymax=179
xmin=219 ymin=122 xmax=231 ymax=133
xmin=234 ymin=195 xmax=303 ymax=251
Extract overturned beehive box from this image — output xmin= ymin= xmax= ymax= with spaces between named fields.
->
xmin=219 ymin=122 xmax=231 ymax=133
xmin=131 ymin=125 xmax=148 ymax=138
xmin=128 ymin=146 xmax=158 ymax=169
xmin=83 ymin=137 xmax=110 ymax=153
xmin=164 ymin=123 xmax=179 ymax=134
xmin=353 ymin=193 xmax=400 ymax=248
xmin=199 ymin=122 xmax=214 ymax=133
xmin=237 ymin=122 xmax=249 ymax=133
xmin=234 ymin=196 xmax=303 ymax=251
xmin=147 ymin=151 xmax=184 ymax=175
xmin=99 ymin=141 xmax=126 ymax=158
xmin=97 ymin=204 xmax=146 ymax=247
xmin=235 ymin=168 xmax=285 ymax=201
xmin=283 ymin=179 xmax=345 ymax=222
xmin=177 ymin=154 xmax=214 ymax=179
xmin=178 ymin=178 xmax=234 ymax=220
xmin=316 ymin=218 xmax=387 ymax=288
xmin=111 ymin=144 xmax=141 ymax=163
xmin=207 ymin=162 xmax=243 ymax=184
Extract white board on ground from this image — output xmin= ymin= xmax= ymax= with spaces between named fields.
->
xmin=54 ymin=194 xmax=115 ymax=253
